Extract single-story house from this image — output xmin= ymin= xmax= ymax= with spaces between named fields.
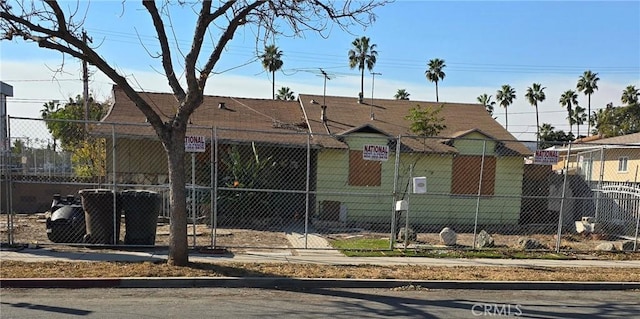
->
xmin=547 ymin=133 xmax=640 ymax=231
xmin=296 ymin=94 xmax=531 ymax=227
xmin=97 ymin=86 xmax=532 ymax=227
xmin=549 ymin=132 xmax=640 ymax=184
xmin=96 ymin=85 xmax=314 ymax=220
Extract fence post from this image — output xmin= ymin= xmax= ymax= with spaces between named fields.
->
xmin=555 ymin=142 xmax=573 ymax=252
xmin=594 ymin=146 xmax=606 ymax=223
xmin=304 ymin=132 xmax=311 ymax=249
xmin=473 ymin=140 xmax=487 ymax=249
xmin=190 ymin=153 xmax=196 ymax=248
xmin=389 ymin=135 xmax=401 ymax=249
xmin=111 ymin=124 xmax=118 ymax=245
xmin=634 ymin=200 xmax=639 ymax=251
xmin=404 ymin=163 xmax=413 ymax=249
xmin=211 ymin=126 xmax=217 ymax=248
xmin=5 ymin=116 xmax=13 ymax=244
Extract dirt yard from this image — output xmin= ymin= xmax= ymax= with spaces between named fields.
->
xmin=2 ymin=213 xmax=291 ymax=253
xmin=2 ymin=213 xmax=638 ymax=253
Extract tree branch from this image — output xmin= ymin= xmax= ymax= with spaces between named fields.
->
xmin=198 ymin=1 xmax=266 ymax=91
xmin=43 ymin=0 xmax=68 ymax=33
xmin=183 ymin=1 xmax=214 ymax=97
xmin=142 ymin=0 xmax=186 ymax=102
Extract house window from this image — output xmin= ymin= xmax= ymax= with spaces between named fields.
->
xmin=451 ymin=155 xmax=496 ymax=195
xmin=618 ymin=157 xmax=629 ymax=172
xmin=349 ymin=150 xmax=381 ymax=186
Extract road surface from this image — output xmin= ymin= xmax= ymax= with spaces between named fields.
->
xmin=1 ymin=287 xmax=639 ymax=318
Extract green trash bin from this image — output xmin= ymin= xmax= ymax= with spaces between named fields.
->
xmin=79 ymin=189 xmax=121 ymax=245
xmin=121 ymin=190 xmax=161 ymax=245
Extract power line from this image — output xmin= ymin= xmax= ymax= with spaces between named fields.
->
xmin=84 ymin=27 xmax=640 ymax=75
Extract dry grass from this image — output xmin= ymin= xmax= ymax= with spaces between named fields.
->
xmin=3 ymin=214 xmax=639 ymax=282
xmin=1 ymin=260 xmax=638 ymax=282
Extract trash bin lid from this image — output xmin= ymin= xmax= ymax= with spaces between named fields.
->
xmin=121 ymin=189 xmax=159 ymax=196
xmin=79 ymin=188 xmax=115 ymax=194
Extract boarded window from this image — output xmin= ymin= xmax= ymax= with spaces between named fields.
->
xmin=349 ymin=150 xmax=381 ymax=186
xmin=451 ymin=155 xmax=496 ymax=195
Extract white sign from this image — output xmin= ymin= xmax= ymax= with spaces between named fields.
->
xmin=534 ymin=150 xmax=559 ymax=165
xmin=185 ymin=135 xmax=206 ymax=153
xmin=413 ymin=177 xmax=427 ymax=194
xmin=363 ymin=144 xmax=389 ymax=161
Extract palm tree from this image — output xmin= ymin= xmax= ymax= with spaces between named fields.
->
xmin=559 ymin=89 xmax=579 ymax=135
xmin=525 ymin=83 xmax=546 ymax=146
xmin=576 ymin=70 xmax=599 ymax=136
xmin=571 ymin=105 xmax=587 ymax=138
xmin=275 ymin=87 xmax=296 ymax=101
xmin=496 ymin=85 xmax=516 ymax=131
xmin=348 ymin=36 xmax=378 ymax=103
xmin=477 ymin=93 xmax=496 ymax=117
xmin=425 ymin=58 xmax=446 ymax=102
xmin=260 ymin=44 xmax=284 ymax=100
xmin=394 ymin=89 xmax=410 ymax=100
xmin=621 ymin=85 xmax=639 ymax=106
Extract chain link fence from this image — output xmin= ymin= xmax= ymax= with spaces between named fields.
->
xmin=1 ymin=116 xmax=638 ymax=252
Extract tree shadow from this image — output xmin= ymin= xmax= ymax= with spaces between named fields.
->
xmin=270 ymin=287 xmax=640 ymax=319
xmin=0 ymin=301 xmax=92 ymax=316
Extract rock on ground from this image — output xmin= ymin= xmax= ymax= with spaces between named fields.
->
xmin=475 ymin=230 xmax=495 ymax=248
xmin=397 ymin=227 xmax=417 ymax=242
xmin=595 ymin=242 xmax=617 ymax=251
xmin=439 ymin=227 xmax=457 ymax=246
xmin=517 ymin=237 xmax=547 ymax=250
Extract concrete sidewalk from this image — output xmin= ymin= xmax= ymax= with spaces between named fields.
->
xmin=2 ymin=247 xmax=640 ymax=290
xmin=2 ymin=246 xmax=640 ymax=268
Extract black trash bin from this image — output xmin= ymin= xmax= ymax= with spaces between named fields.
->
xmin=46 ymin=194 xmax=86 ymax=243
xmin=121 ymin=190 xmax=161 ymax=245
xmin=79 ymin=189 xmax=121 ymax=245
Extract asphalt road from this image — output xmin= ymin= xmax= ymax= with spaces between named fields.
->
xmin=1 ymin=288 xmax=639 ymax=318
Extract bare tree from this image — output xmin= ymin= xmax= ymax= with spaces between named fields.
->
xmin=1 ymin=0 xmax=389 ymax=266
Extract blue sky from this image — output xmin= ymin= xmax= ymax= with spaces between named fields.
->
xmin=1 ymin=0 xmax=639 ymax=142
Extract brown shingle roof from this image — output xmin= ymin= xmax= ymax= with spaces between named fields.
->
xmin=99 ymin=85 xmax=309 ymax=145
xmin=99 ymin=87 xmax=530 ymax=155
xmin=585 ymin=132 xmax=640 ymax=145
xmin=298 ymin=94 xmax=531 ymax=155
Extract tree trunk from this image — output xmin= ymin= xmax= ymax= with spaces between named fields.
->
xmin=505 ymin=106 xmax=508 ymax=131
xmin=587 ymin=94 xmax=591 ymax=137
xmin=272 ymin=71 xmax=276 ymax=100
xmin=435 ymin=81 xmax=439 ymax=102
xmin=166 ymin=128 xmax=188 ymax=266
xmin=359 ymin=67 xmax=365 ymax=103
xmin=535 ymin=104 xmax=540 ymax=147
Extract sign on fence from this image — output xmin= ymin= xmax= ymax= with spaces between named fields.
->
xmin=534 ymin=150 xmax=559 ymax=165
xmin=185 ymin=135 xmax=206 ymax=153
xmin=363 ymin=144 xmax=389 ymax=161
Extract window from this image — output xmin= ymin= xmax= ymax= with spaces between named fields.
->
xmin=348 ymin=150 xmax=381 ymax=186
xmin=451 ymin=155 xmax=496 ymax=195
xmin=618 ymin=157 xmax=629 ymax=172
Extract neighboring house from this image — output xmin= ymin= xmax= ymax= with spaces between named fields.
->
xmin=546 ymin=133 xmax=640 ymax=231
xmin=550 ymin=132 xmax=640 ymax=184
xmin=297 ymin=94 xmax=531 ymax=227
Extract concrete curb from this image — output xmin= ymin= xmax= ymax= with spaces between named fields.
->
xmin=2 ymin=277 xmax=639 ymax=290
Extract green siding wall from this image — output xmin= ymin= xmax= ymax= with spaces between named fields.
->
xmin=451 ymin=132 xmax=498 ymax=156
xmin=315 ymin=133 xmax=525 ymax=226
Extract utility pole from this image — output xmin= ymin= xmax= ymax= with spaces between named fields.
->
xmin=82 ymin=30 xmax=92 ymax=134
xmin=370 ymin=72 xmax=382 ymax=120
